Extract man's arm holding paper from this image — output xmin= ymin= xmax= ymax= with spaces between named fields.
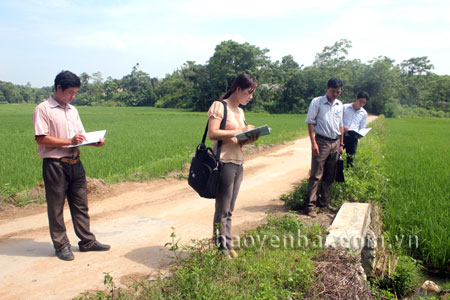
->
xmin=68 ymin=130 xmax=107 ymax=147
xmin=36 ymin=134 xmax=86 ymax=147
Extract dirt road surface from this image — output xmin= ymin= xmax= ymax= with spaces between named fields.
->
xmin=0 ymin=116 xmax=377 ymax=300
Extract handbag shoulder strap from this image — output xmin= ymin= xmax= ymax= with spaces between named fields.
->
xmin=202 ymin=100 xmax=228 ymax=157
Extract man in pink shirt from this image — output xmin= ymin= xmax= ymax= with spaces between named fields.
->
xmin=32 ymin=71 xmax=110 ymax=261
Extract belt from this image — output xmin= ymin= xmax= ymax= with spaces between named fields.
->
xmin=315 ymin=134 xmax=339 ymax=142
xmin=47 ymin=157 xmax=80 ymax=165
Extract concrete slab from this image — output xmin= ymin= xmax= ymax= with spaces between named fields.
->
xmin=325 ymin=202 xmax=371 ymax=252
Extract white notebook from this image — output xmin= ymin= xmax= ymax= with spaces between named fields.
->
xmin=68 ymin=130 xmax=107 ymax=147
xmin=349 ymin=127 xmax=371 ymax=138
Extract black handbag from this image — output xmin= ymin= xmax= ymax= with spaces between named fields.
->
xmin=188 ymin=100 xmax=227 ymax=198
xmin=335 ymin=154 xmax=345 ymax=182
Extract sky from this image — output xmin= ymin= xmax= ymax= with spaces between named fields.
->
xmin=1 ymin=0 xmax=449 ymax=88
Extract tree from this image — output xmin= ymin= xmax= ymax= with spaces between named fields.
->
xmin=398 ymin=57 xmax=435 ymax=108
xmin=0 ymin=82 xmax=24 ymax=103
xmin=309 ymin=39 xmax=362 ymax=104
xmin=119 ymin=64 xmax=157 ymax=106
xmin=207 ymin=40 xmax=271 ymax=103
xmin=91 ymin=71 xmax=103 ymax=84
xmin=34 ymin=87 xmax=51 ymax=103
xmin=265 ymin=56 xmax=307 ymax=113
xmin=313 ymin=39 xmax=352 ymax=68
xmin=400 ymin=56 xmax=434 ymax=76
xmin=359 ymin=56 xmax=401 ymax=114
xmin=2 ymin=39 xmax=448 ymax=115
xmin=178 ymin=61 xmax=212 ymax=111
xmin=281 ymin=55 xmax=299 ymax=72
xmin=19 ymin=86 xmax=33 ymax=102
xmin=0 ymin=90 xmax=6 ymax=103
xmin=420 ymin=75 xmax=450 ymax=112
xmin=79 ymin=72 xmax=90 ymax=89
xmin=74 ymin=71 xmax=103 ymax=105
xmin=278 ymin=69 xmax=307 ymax=113
xmin=103 ymin=77 xmax=119 ymax=101
xmin=155 ymin=71 xmax=194 ymax=108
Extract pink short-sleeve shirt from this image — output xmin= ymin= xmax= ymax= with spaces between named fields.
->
xmin=32 ymin=96 xmax=85 ymax=158
xmin=207 ymin=100 xmax=246 ymax=165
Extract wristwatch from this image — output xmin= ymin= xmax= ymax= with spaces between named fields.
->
xmin=340 ymin=143 xmax=345 ymax=147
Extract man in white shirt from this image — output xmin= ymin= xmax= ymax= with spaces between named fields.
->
xmin=304 ymin=78 xmax=344 ymax=217
xmin=343 ymin=91 xmax=369 ymax=167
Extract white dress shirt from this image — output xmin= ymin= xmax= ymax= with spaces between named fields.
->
xmin=343 ymin=103 xmax=367 ymax=131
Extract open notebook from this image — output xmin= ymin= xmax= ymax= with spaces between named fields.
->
xmin=348 ymin=127 xmax=371 ymax=138
xmin=68 ymin=130 xmax=107 ymax=147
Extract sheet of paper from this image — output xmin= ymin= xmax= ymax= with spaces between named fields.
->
xmin=68 ymin=130 xmax=107 ymax=147
xmin=349 ymin=127 xmax=371 ymax=137
xmin=356 ymin=127 xmax=371 ymax=137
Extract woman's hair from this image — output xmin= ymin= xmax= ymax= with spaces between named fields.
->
xmin=220 ymin=73 xmax=258 ymax=100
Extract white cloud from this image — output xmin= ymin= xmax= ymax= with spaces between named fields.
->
xmin=170 ymin=0 xmax=352 ymax=22
xmin=109 ymin=39 xmax=128 ymax=51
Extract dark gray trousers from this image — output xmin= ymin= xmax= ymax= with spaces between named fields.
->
xmin=43 ymin=159 xmax=96 ymax=250
xmin=307 ymin=136 xmax=340 ymax=209
xmin=213 ymin=163 xmax=243 ymax=250
xmin=344 ymin=132 xmax=359 ymax=168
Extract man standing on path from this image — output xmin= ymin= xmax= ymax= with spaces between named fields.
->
xmin=304 ymin=78 xmax=344 ymax=218
xmin=32 ymin=70 xmax=110 ymax=261
xmin=343 ymin=91 xmax=369 ymax=168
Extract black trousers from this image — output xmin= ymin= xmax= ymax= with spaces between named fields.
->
xmin=213 ymin=163 xmax=243 ymax=250
xmin=343 ymin=132 xmax=359 ymax=167
xmin=43 ymin=159 xmax=96 ymax=250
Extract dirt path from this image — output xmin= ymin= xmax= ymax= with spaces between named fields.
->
xmin=0 ymin=116 xmax=377 ymax=300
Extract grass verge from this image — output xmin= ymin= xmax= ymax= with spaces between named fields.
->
xmin=74 ymin=213 xmax=373 ymax=300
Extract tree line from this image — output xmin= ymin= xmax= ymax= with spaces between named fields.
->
xmin=1 ymin=39 xmax=449 ymax=117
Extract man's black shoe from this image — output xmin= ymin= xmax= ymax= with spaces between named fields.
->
xmin=79 ymin=241 xmax=111 ymax=252
xmin=55 ymin=246 xmax=74 ymax=261
xmin=319 ymin=204 xmax=338 ymax=213
xmin=325 ymin=204 xmax=338 ymax=213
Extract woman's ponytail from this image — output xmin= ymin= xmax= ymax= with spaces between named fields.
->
xmin=219 ymin=74 xmax=257 ymax=100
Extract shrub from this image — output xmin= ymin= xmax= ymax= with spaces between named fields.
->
xmin=370 ymin=256 xmax=422 ymax=298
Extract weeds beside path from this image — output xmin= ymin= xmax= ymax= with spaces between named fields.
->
xmin=76 ymin=214 xmax=374 ymax=300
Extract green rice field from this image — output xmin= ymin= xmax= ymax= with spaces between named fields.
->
xmin=0 ymin=104 xmax=308 ymax=195
xmin=382 ymin=117 xmax=450 ymax=273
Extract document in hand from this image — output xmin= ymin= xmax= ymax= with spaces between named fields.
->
xmin=235 ymin=125 xmax=271 ymax=141
xmin=68 ymin=130 xmax=107 ymax=147
xmin=349 ymin=127 xmax=371 ymax=138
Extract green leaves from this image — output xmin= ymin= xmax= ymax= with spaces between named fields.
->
xmin=382 ymin=117 xmax=450 ymax=273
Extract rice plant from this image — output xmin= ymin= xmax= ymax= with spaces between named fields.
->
xmin=382 ymin=117 xmax=450 ymax=273
xmin=0 ymin=104 xmax=308 ymax=198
